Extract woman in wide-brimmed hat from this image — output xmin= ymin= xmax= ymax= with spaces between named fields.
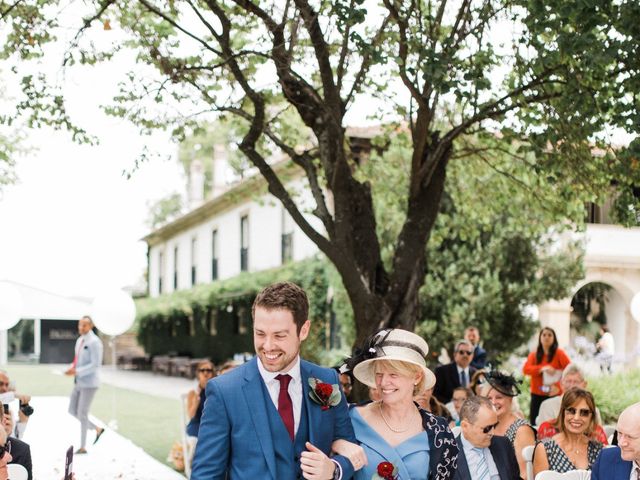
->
xmin=332 ymin=329 xmax=458 ymax=480
xmin=484 ymin=370 xmax=536 ymax=479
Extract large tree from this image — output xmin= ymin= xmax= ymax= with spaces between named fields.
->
xmin=2 ymin=0 xmax=639 ymax=344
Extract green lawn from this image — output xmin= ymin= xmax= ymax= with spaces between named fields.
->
xmin=5 ymin=364 xmax=183 ymax=468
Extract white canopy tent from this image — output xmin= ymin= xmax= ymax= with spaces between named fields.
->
xmin=0 ymin=280 xmax=91 ymax=364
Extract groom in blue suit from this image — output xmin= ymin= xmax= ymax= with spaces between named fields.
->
xmin=592 ymin=402 xmax=640 ymax=480
xmin=191 ymin=282 xmax=358 ymax=480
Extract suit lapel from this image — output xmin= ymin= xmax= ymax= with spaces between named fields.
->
xmin=489 ymin=438 xmax=507 ymax=479
xmin=301 ymin=361 xmax=331 ymax=447
xmin=455 ymin=435 xmax=472 ymax=480
xmin=242 ymin=359 xmax=277 ymax=479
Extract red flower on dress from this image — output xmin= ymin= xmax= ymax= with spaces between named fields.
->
xmin=373 ymin=461 xmax=398 ymax=480
xmin=308 ymin=378 xmax=341 ymax=410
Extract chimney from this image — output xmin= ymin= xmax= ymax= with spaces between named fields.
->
xmin=188 ymin=158 xmax=205 ymax=209
xmin=212 ymin=144 xmax=229 ymax=198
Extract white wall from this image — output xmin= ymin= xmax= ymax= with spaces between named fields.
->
xmin=148 ymin=180 xmax=323 ymax=297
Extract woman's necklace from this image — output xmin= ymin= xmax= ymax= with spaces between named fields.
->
xmin=378 ymin=401 xmax=412 ymax=433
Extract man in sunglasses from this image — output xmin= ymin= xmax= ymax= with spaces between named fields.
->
xmin=592 ymin=401 xmax=640 ymax=480
xmin=434 ymin=340 xmax=477 ymax=404
xmin=454 ymin=396 xmax=520 ymax=480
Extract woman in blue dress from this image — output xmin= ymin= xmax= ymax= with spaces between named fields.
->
xmin=333 ymin=329 xmax=458 ymax=480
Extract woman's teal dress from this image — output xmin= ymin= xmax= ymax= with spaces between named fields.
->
xmin=351 ymin=407 xmax=430 ymax=480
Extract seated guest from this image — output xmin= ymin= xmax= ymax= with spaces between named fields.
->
xmin=533 ymin=387 xmax=603 ymax=476
xmin=333 ymin=366 xmax=354 ymax=401
xmin=414 ymin=385 xmax=454 ymax=424
xmin=470 ymin=369 xmax=488 ymax=396
xmin=216 ymin=360 xmax=239 ymax=376
xmin=454 ymin=395 xmax=520 ymax=480
xmin=434 ymin=340 xmax=477 ymax=404
xmin=333 ymin=328 xmax=458 ymax=479
xmin=0 ymin=370 xmax=32 ymax=439
xmin=1 ymin=408 xmax=31 ymax=480
xmin=536 ymin=363 xmax=602 ymax=425
xmin=446 ymin=387 xmax=473 ymax=426
xmin=485 ymin=370 xmax=536 ymax=480
xmin=186 ymin=360 xmax=215 ymax=438
xmin=591 ymin=402 xmax=640 ymax=480
xmin=464 ymin=326 xmax=487 ymax=369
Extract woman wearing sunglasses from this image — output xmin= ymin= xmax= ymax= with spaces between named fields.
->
xmin=484 ymin=370 xmax=536 ymax=479
xmin=532 ymin=387 xmax=603 ymax=476
xmin=186 ymin=359 xmax=216 ymax=438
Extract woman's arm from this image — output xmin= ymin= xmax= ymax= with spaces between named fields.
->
xmin=186 ymin=389 xmax=200 ymax=420
xmin=514 ymin=425 xmax=536 ymax=479
xmin=522 ymin=352 xmax=545 ymax=376
xmin=532 ymin=442 xmax=550 ymax=476
xmin=330 ymin=439 xmax=367 ymax=470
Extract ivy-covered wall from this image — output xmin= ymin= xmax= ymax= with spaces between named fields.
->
xmin=135 ymin=256 xmax=342 ymax=364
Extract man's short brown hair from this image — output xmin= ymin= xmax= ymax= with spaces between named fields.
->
xmin=252 ymin=282 xmax=309 ymax=332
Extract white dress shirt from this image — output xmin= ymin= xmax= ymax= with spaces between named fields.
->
xmin=457 ymin=366 xmax=470 ymax=387
xmin=257 ymin=355 xmax=303 ymax=435
xmin=460 ymin=432 xmax=501 ymax=480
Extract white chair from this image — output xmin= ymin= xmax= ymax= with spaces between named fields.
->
xmin=7 ymin=463 xmax=28 ymax=480
xmin=535 ymin=470 xmax=591 ymax=480
xmin=603 ymin=425 xmax=616 ymax=444
xmin=451 ymin=425 xmax=461 ymax=437
xmin=522 ymin=445 xmax=535 ymax=480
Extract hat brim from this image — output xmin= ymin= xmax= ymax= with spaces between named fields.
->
xmin=353 ymin=356 xmax=436 ymax=391
xmin=486 ymin=379 xmax=518 ymax=397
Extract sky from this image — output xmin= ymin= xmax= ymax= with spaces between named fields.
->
xmin=0 ymin=42 xmax=185 ymax=298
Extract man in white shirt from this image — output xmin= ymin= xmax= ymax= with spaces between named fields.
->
xmin=597 ymin=325 xmax=615 ymax=373
xmin=454 ymin=396 xmax=519 ymax=480
xmin=535 ymin=363 xmax=602 ymax=426
xmin=191 ymin=282 xmax=361 ymax=480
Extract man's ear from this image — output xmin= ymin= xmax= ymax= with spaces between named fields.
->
xmin=299 ymin=320 xmax=311 ymax=341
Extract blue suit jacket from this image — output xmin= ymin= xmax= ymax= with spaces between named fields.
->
xmin=191 ymin=357 xmax=356 ymax=480
xmin=591 ymin=446 xmax=632 ymax=480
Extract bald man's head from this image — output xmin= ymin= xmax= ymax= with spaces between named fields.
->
xmin=617 ymin=402 xmax=640 ymax=462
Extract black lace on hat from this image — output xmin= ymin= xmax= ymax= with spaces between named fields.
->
xmin=485 ymin=370 xmax=521 ymax=397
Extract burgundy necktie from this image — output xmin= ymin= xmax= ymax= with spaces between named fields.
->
xmin=276 ymin=374 xmax=294 ymax=440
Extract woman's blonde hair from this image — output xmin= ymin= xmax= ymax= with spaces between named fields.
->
xmin=373 ymin=359 xmax=427 ymax=395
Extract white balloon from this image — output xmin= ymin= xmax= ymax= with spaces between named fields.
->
xmin=631 ymin=292 xmax=640 ymax=323
xmin=91 ymin=289 xmax=136 ymax=336
xmin=0 ymin=283 xmax=23 ymax=330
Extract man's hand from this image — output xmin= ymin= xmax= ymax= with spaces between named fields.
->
xmin=64 ymin=367 xmax=76 ymax=376
xmin=331 ymin=439 xmax=367 ymax=470
xmin=16 ymin=394 xmax=30 ymax=404
xmin=300 ymin=442 xmax=336 ymax=480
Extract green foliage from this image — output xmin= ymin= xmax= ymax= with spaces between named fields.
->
xmin=588 ymin=369 xmax=640 ymax=424
xmin=145 ymin=192 xmax=184 ymax=229
xmin=359 ymin=132 xmax=586 ymax=362
xmin=135 ymin=256 xmax=340 ymax=364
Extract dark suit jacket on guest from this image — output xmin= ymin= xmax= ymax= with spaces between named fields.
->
xmin=453 ymin=434 xmax=520 ymax=480
xmin=434 ymin=362 xmax=477 ymax=404
xmin=591 ymin=446 xmax=632 ymax=480
xmin=471 ymin=345 xmax=487 ymax=370
xmin=8 ymin=436 xmax=32 ymax=480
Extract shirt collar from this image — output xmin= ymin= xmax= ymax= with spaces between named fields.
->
xmin=257 ymin=355 xmax=302 ymax=386
xmin=460 ymin=431 xmax=486 ymax=452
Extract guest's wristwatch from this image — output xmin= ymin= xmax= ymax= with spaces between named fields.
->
xmin=331 ymin=462 xmax=341 ymax=480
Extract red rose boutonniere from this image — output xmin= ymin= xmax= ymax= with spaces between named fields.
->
xmin=372 ymin=461 xmax=398 ymax=480
xmin=308 ymin=377 xmax=341 ymax=410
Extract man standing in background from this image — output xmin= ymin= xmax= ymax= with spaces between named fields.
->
xmin=65 ymin=315 xmax=104 ymax=454
xmin=464 ymin=326 xmax=487 ymax=370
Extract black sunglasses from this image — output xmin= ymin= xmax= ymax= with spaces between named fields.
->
xmin=565 ymin=407 xmax=592 ymax=418
xmin=477 ymin=422 xmax=498 ymax=434
xmin=456 ymin=350 xmax=473 ymax=356
xmin=198 ymin=368 xmax=214 ymax=374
